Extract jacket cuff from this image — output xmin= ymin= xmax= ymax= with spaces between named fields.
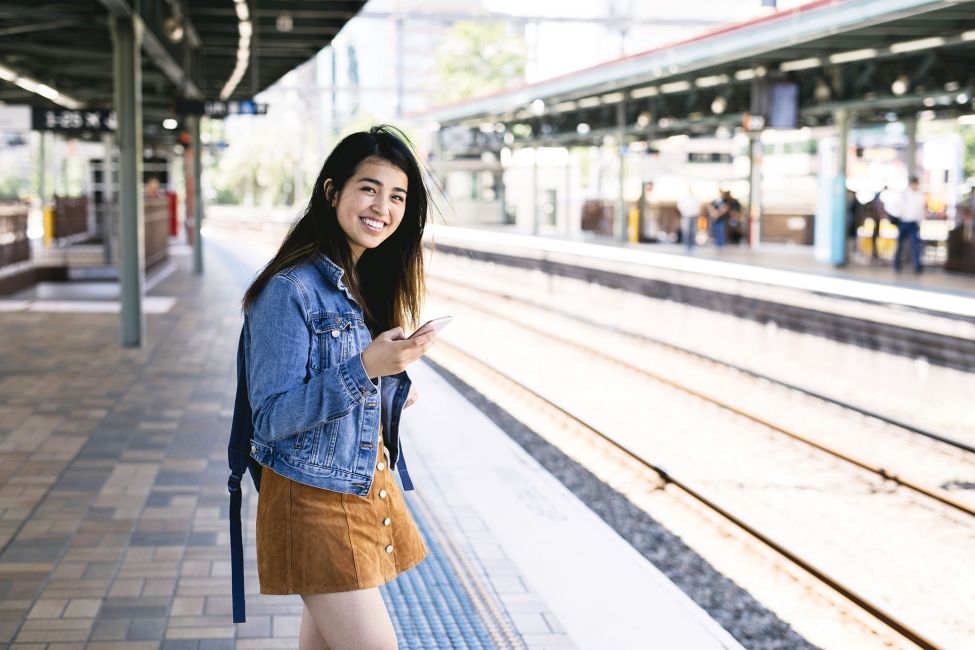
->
xmin=342 ymin=353 xmax=379 ymax=398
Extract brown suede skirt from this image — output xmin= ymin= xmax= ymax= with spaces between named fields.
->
xmin=255 ymin=432 xmax=428 ymax=595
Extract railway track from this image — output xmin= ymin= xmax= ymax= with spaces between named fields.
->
xmin=428 ymin=276 xmax=975 ymax=518
xmin=429 ymin=338 xmax=942 ymax=650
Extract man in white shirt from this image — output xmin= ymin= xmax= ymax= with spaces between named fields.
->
xmin=894 ymin=176 xmax=925 ymax=273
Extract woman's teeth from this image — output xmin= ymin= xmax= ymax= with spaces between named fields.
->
xmin=360 ymin=217 xmax=385 ymax=232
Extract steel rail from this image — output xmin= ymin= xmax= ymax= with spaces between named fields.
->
xmin=432 ymin=284 xmax=975 ymax=518
xmin=432 ymin=340 xmax=941 ymax=650
xmin=429 ymin=276 xmax=975 ymax=455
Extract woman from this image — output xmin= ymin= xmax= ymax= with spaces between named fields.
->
xmin=240 ymin=125 xmax=436 ymax=649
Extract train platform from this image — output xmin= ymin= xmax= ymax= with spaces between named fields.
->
xmin=0 ymin=240 xmax=747 ymax=649
xmin=426 ymin=225 xmax=975 ymax=372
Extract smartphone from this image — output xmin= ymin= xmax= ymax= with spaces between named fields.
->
xmin=408 ymin=316 xmax=452 ymax=339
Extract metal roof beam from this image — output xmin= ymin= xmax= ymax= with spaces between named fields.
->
xmin=97 ymin=0 xmax=202 ymax=99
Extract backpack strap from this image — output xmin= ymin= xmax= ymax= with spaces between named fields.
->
xmin=228 ymin=326 xmax=259 ymax=624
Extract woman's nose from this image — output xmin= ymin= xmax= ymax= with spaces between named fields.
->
xmin=371 ymin=195 xmax=390 ymax=214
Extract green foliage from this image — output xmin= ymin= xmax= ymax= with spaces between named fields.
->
xmin=435 ymin=22 xmax=526 ymax=103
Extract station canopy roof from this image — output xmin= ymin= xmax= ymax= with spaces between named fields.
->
xmin=416 ymin=0 xmax=975 ymax=149
xmin=0 ymin=0 xmax=364 ymax=123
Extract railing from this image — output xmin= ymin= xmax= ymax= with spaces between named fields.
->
xmin=0 ymin=200 xmax=30 ymax=270
xmin=144 ymin=196 xmax=169 ymax=269
xmin=52 ymin=195 xmax=89 ymax=240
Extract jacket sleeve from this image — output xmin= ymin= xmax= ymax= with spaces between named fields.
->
xmin=246 ymin=274 xmax=377 ymax=442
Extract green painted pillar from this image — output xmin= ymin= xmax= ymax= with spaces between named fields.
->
xmin=831 ymin=108 xmax=850 ymax=267
xmin=111 ymin=15 xmax=145 ymax=347
xmin=190 ymin=115 xmax=204 ymax=274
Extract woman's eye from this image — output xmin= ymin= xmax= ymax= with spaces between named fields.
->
xmin=392 ymin=195 xmax=405 ymax=202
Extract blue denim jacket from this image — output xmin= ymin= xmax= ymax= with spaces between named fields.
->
xmin=245 ymin=252 xmax=414 ymax=494
xmin=228 ymin=252 xmax=414 ymax=623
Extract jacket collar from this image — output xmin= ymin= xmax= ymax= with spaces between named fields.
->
xmin=313 ymin=253 xmax=358 ymax=305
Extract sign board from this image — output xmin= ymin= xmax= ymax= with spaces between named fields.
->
xmin=32 ymin=108 xmax=116 ymax=132
xmin=177 ymin=99 xmax=268 ymax=117
xmin=0 ymin=105 xmax=31 ymax=130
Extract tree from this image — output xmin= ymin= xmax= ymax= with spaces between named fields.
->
xmin=435 ymin=22 xmax=526 ymax=104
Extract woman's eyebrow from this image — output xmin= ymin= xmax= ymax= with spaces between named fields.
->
xmin=358 ymin=177 xmax=408 ymax=194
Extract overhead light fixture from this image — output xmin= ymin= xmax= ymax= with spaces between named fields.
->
xmin=530 ymin=98 xmax=545 ymax=116
xmin=890 ymin=36 xmax=945 ymax=53
xmin=220 ymin=2 xmax=252 ymax=100
xmin=962 ymin=30 xmax=975 ymax=41
xmin=695 ymin=74 xmax=729 ymax=88
xmin=163 ymin=118 xmax=178 ymax=129
xmin=635 ymin=111 xmax=651 ymax=128
xmin=630 ymin=86 xmax=658 ymax=99
xmin=780 ymin=57 xmax=821 ymax=72
xmin=577 ymin=96 xmax=601 ymax=109
xmin=891 ymin=75 xmax=909 ymax=96
xmin=734 ymin=69 xmax=757 ymax=81
xmin=553 ymin=100 xmax=577 ymax=112
xmin=711 ymin=96 xmax=727 ymax=114
xmin=163 ymin=16 xmax=184 ymax=43
xmin=276 ymin=11 xmax=294 ymax=32
xmin=958 ymin=93 xmax=970 ymax=104
xmin=828 ymin=48 xmax=877 ymax=64
xmin=0 ymin=63 xmax=81 ymax=109
xmin=600 ymin=92 xmax=625 ymax=104
xmin=659 ymin=80 xmax=691 ymax=94
xmin=576 ymin=122 xmax=591 ymax=134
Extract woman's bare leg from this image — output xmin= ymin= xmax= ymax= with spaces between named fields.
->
xmin=301 ymin=588 xmax=397 ymax=650
xmin=299 ymin=602 xmax=330 ymax=650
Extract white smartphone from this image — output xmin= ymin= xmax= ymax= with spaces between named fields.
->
xmin=408 ymin=316 xmax=452 ymax=339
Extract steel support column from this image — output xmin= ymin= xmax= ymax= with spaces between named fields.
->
xmin=111 ymin=14 xmax=145 ymax=347
xmin=190 ymin=115 xmax=204 ymax=274
xmin=747 ymin=132 xmax=762 ymax=247
xmin=616 ymin=100 xmax=627 ymax=242
xmin=830 ymin=108 xmax=850 ymax=267
xmin=904 ymin=115 xmax=918 ymax=179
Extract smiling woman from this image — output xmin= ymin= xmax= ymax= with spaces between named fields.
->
xmin=231 ymin=125 xmax=439 ymax=650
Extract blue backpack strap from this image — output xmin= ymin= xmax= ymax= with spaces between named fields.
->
xmin=396 ymin=446 xmax=414 ymax=492
xmin=228 ymin=326 xmax=258 ymax=624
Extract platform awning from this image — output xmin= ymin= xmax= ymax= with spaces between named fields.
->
xmin=412 ymin=0 xmax=975 ymax=145
xmin=0 ymin=0 xmax=365 ymax=124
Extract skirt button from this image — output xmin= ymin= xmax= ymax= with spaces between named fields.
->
xmin=383 ymin=517 xmax=391 ymax=526
xmin=385 ymin=544 xmax=393 ymax=553
xmin=379 ymin=489 xmax=387 ymax=499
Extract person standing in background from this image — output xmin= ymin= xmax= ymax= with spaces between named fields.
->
xmin=894 ymin=176 xmax=925 ymax=273
xmin=677 ymin=185 xmax=701 ymax=252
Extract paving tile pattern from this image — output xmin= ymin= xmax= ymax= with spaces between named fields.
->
xmin=0 ymin=244 xmax=539 ymax=649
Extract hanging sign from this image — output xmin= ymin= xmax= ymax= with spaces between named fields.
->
xmin=32 ymin=108 xmax=116 ymax=132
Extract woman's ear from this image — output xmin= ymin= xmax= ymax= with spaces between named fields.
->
xmin=324 ymin=179 xmax=337 ymax=206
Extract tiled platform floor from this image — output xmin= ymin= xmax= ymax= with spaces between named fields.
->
xmin=0 ymin=244 xmax=562 ymax=649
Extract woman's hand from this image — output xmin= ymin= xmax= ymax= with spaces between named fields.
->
xmin=360 ymin=326 xmax=437 ymax=379
xmin=404 ymin=386 xmax=418 ymax=408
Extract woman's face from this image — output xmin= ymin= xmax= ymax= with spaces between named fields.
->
xmin=329 ymin=156 xmax=408 ymax=262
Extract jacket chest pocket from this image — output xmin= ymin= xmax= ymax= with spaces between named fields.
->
xmin=311 ymin=313 xmax=358 ymax=370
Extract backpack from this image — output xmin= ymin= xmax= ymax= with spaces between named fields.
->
xmin=228 ymin=326 xmax=262 ymax=623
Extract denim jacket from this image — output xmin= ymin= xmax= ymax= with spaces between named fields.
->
xmin=228 ymin=252 xmax=414 ymax=623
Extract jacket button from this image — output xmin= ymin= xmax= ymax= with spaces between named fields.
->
xmin=379 ymin=489 xmax=387 ymax=499
xmin=250 ymin=444 xmax=256 ymax=454
xmin=383 ymin=517 xmax=391 ymax=526
xmin=331 ymin=330 xmax=340 ymax=337
xmin=377 ymin=462 xmax=385 ymax=471
xmin=385 ymin=544 xmax=393 ymax=553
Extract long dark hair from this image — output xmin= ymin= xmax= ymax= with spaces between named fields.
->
xmin=242 ymin=125 xmax=428 ymax=334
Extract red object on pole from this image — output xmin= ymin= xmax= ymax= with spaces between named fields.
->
xmin=167 ymin=190 xmax=178 ymax=237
